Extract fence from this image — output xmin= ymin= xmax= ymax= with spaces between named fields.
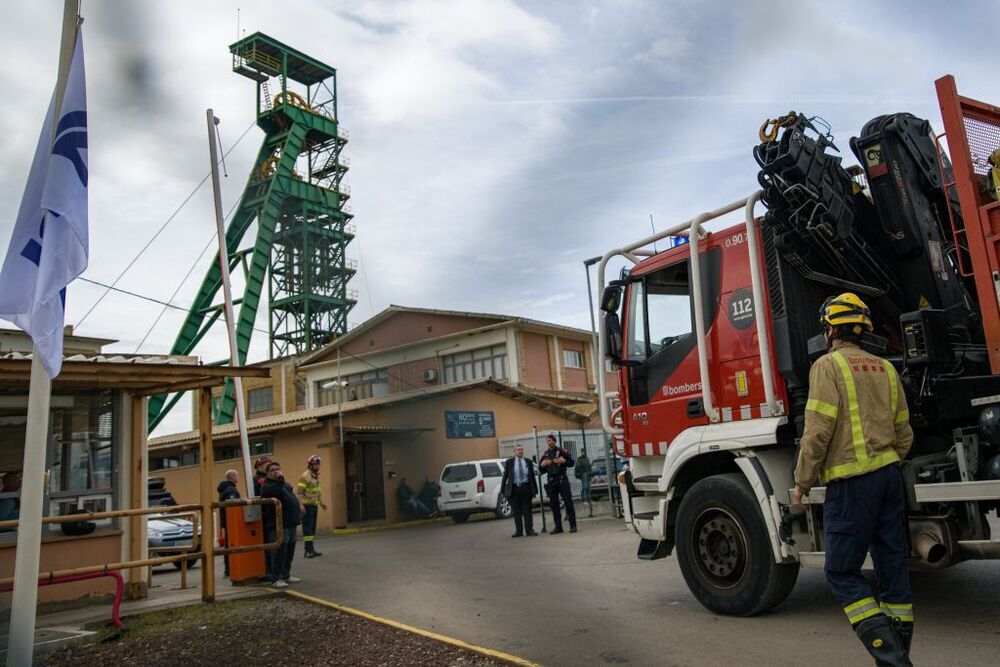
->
xmin=498 ymin=427 xmax=622 ymax=516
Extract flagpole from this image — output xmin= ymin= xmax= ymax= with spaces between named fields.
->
xmin=7 ymin=4 xmax=80 ymax=664
xmin=206 ymin=109 xmax=254 ymax=498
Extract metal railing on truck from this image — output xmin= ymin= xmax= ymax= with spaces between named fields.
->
xmin=596 ymin=191 xmax=784 ymax=438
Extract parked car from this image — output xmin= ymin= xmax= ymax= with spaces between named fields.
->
xmin=148 ymin=513 xmax=200 ymax=569
xmin=147 ymin=478 xmax=199 ymax=569
xmin=588 ymin=457 xmax=627 ymax=500
xmin=437 ymin=459 xmax=513 ymax=523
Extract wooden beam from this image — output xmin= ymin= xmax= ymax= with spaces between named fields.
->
xmin=198 ymin=388 xmax=216 ymax=602
xmin=127 ymin=395 xmax=146 ymax=600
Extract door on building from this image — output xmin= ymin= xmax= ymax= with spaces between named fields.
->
xmin=344 ymin=440 xmax=385 ymax=522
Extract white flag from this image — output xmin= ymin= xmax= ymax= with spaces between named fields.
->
xmin=0 ymin=30 xmax=88 ymax=378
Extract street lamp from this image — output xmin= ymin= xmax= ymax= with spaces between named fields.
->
xmin=320 ymin=349 xmax=349 ymax=447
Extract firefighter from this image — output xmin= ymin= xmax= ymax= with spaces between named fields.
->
xmin=297 ymin=455 xmax=326 ymax=557
xmin=792 ymin=293 xmax=915 ymax=666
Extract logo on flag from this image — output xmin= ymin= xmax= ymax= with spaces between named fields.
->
xmin=0 ymin=29 xmax=88 ymax=378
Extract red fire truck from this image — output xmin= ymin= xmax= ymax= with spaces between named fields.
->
xmin=595 ymin=76 xmax=1000 ymax=616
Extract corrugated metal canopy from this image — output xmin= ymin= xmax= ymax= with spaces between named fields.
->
xmin=0 ymin=352 xmax=269 ymax=395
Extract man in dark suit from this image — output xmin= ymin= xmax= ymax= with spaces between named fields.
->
xmin=500 ymin=444 xmax=538 ymax=538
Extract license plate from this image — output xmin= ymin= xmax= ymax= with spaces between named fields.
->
xmin=449 ymin=491 xmax=466 ymax=498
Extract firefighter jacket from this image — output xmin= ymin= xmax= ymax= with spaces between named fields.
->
xmin=794 ymin=341 xmax=914 ymax=494
xmin=297 ymin=469 xmax=322 ymax=506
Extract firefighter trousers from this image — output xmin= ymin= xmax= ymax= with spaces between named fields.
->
xmin=823 ymin=463 xmax=913 ymax=626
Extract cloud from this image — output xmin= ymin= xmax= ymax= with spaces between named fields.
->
xmin=1 ymin=0 xmax=997 ymax=437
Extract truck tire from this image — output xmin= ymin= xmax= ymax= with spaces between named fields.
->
xmin=675 ymin=473 xmax=798 ymax=616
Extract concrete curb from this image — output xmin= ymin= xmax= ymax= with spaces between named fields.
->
xmin=331 ymin=516 xmax=451 ymax=535
xmin=283 ymin=589 xmax=541 ymax=666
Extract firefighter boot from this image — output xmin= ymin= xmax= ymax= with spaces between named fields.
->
xmin=854 ymin=615 xmax=912 ymax=667
xmin=897 ymin=621 xmax=913 ymax=656
xmin=304 ymin=541 xmax=315 ymax=558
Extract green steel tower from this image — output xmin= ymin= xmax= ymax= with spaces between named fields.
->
xmin=148 ymin=33 xmax=355 ymax=431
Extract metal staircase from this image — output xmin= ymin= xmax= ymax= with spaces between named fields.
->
xmin=148 ymin=33 xmax=355 ymax=431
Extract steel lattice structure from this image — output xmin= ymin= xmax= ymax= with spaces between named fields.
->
xmin=148 ymin=33 xmax=355 ymax=431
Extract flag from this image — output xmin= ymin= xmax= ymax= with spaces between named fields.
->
xmin=0 ymin=29 xmax=88 ymax=378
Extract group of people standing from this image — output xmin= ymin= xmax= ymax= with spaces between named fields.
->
xmin=216 ymin=454 xmax=327 ymax=588
xmin=499 ymin=434 xmax=595 ymax=537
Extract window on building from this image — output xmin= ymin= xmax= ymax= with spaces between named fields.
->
xmin=213 ymin=437 xmax=274 ymax=462
xmin=317 ymin=370 xmax=389 ymax=406
xmin=441 ymin=345 xmax=508 ymax=384
xmin=605 ymin=359 xmax=617 ymax=373
xmin=247 ymin=386 xmax=274 ymax=415
xmin=294 ymin=380 xmax=306 ymax=408
xmin=563 ymin=349 xmax=585 ymax=369
xmin=1 ymin=391 xmax=120 ymax=536
xmin=150 ymin=449 xmax=199 ymax=471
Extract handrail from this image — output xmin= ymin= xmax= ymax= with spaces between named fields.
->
xmin=0 ymin=571 xmax=125 ymax=629
xmin=743 ymin=192 xmax=781 ymax=417
xmin=0 ymin=498 xmax=282 ymax=585
xmin=596 ymin=192 xmax=781 ymax=435
xmin=0 ymin=501 xmax=208 ymax=529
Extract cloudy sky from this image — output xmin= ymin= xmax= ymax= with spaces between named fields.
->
xmin=1 ymin=0 xmax=997 ymax=434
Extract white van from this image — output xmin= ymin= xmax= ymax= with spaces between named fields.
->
xmin=437 ymin=459 xmax=513 ymax=523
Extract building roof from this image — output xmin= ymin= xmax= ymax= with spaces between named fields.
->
xmin=149 ymin=378 xmax=589 ymax=449
xmin=299 ymin=304 xmax=596 ymax=367
xmin=0 ymin=352 xmax=270 ymax=395
xmin=0 ymin=326 xmax=116 ymax=348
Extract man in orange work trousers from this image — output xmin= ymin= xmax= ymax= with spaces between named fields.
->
xmin=793 ymin=293 xmax=914 ymax=666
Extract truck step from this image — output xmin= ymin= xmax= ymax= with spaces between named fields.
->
xmin=632 ymin=475 xmax=662 ymax=484
xmin=632 ymin=511 xmax=658 ymax=520
xmin=637 ymin=538 xmax=670 ymax=560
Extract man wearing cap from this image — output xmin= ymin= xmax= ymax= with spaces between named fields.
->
xmin=539 ymin=434 xmax=577 ymax=534
xmin=297 ymin=455 xmax=327 ymax=558
xmin=261 ymin=461 xmax=303 ymax=587
xmin=216 ymin=469 xmax=240 ymax=578
xmin=253 ymin=456 xmax=271 ymax=496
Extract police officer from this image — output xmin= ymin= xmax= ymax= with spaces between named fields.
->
xmin=540 ymin=434 xmax=577 ymax=534
xmin=793 ymin=293 xmax=914 ymax=666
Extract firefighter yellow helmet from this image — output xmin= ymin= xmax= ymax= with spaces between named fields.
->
xmin=820 ymin=292 xmax=873 ymax=333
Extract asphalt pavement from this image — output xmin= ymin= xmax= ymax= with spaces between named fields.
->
xmin=285 ymin=513 xmax=998 ymax=666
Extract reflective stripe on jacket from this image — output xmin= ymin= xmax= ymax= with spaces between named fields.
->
xmin=297 ymin=469 xmax=322 ymax=505
xmin=794 ymin=341 xmax=914 ymax=493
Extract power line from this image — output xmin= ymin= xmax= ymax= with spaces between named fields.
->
xmin=82 ymin=271 xmax=438 ymax=398
xmin=133 ymin=232 xmax=214 ymax=353
xmin=76 ymin=120 xmax=257 ymax=328
xmin=134 ymin=196 xmax=243 ymax=353
xmin=353 ymin=234 xmax=376 ymax=314
xmin=77 ymin=276 xmax=270 ymax=336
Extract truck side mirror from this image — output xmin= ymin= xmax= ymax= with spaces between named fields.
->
xmin=601 ymin=283 xmax=623 ymax=313
xmin=605 ymin=311 xmax=623 ymax=362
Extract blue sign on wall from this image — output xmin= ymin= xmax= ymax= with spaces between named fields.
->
xmin=445 ymin=411 xmax=496 ymax=439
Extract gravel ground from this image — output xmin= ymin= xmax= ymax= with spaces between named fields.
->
xmin=42 ymin=595 xmax=507 ymax=666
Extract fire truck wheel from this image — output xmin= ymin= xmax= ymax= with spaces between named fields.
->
xmin=675 ymin=473 xmax=799 ymax=616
